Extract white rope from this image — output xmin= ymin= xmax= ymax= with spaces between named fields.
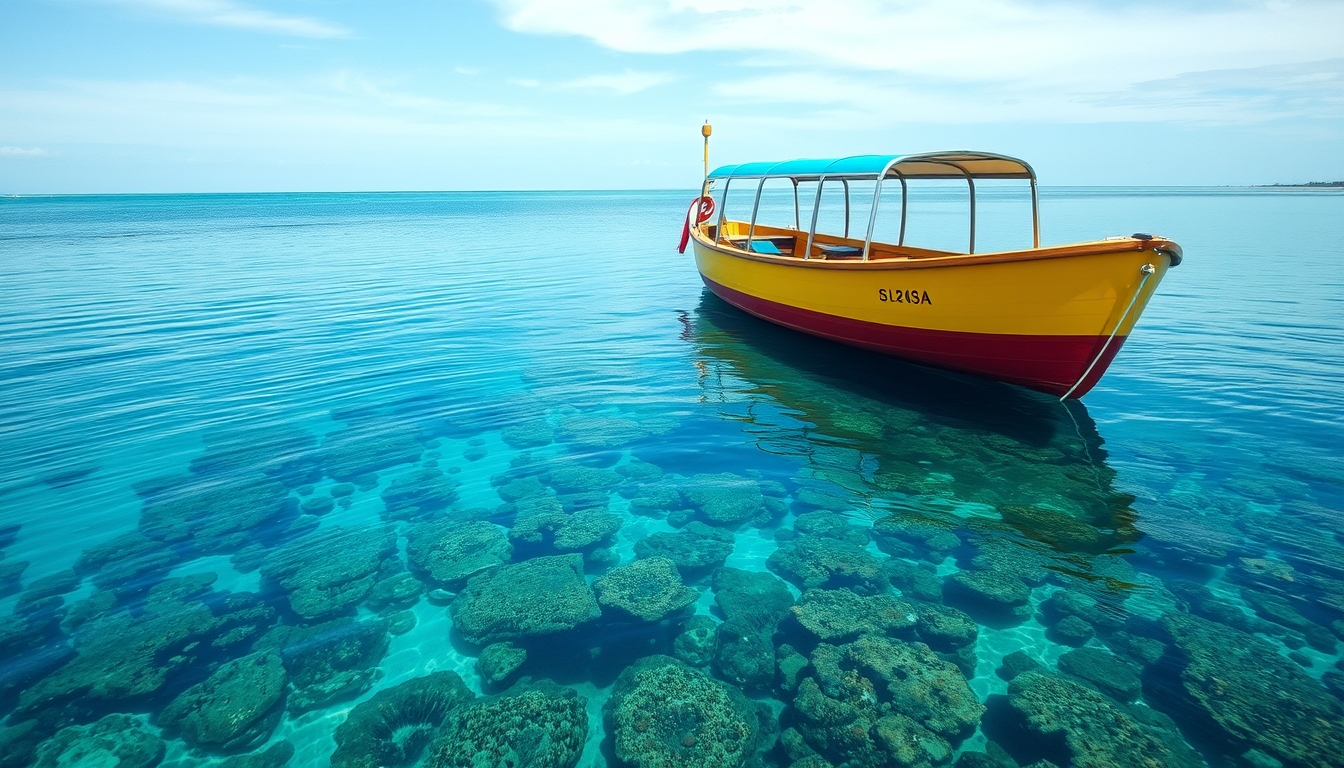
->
xmin=1060 ymin=263 xmax=1155 ymax=401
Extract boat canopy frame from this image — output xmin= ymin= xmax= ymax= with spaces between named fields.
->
xmin=704 ymin=151 xmax=1040 ymax=261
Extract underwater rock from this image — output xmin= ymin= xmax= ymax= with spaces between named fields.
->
xmin=998 ymin=672 xmax=1202 ymax=768
xmin=627 ymin=481 xmax=685 ymax=519
xmin=1239 ymin=587 xmax=1338 ymax=653
xmin=509 ymin=496 xmax=621 ymax=553
xmin=300 ymin=495 xmax=334 ymax=515
xmin=256 ymin=616 xmax=390 ymax=714
xmin=427 ymin=588 xmax=455 ymax=605
xmin=331 ymin=671 xmax=475 ymax=768
xmin=0 ymin=558 xmax=29 ymax=597
xmin=608 ymin=655 xmax=761 ymax=768
xmin=330 ymin=482 xmax=356 ymax=497
xmin=714 ymin=567 xmax=795 ymax=630
xmin=381 ymin=467 xmax=461 ymax=521
xmin=871 ymin=514 xmax=962 ymax=562
xmin=789 ymin=589 xmax=917 ymax=643
xmin=501 ymin=420 xmax=555 ymax=449
xmin=385 ymin=609 xmax=417 ymax=635
xmin=33 ymin=713 xmax=164 ymax=768
xmin=559 ymin=413 xmax=672 ymax=450
xmin=1105 ymin=631 xmax=1166 ymax=669
xmin=997 ymin=650 xmax=1045 ymax=681
xmin=451 ymin=554 xmax=600 ymax=645
xmin=365 ymin=571 xmax=424 ymax=612
xmin=634 ymin=521 xmax=733 ymax=579
xmin=427 ymin=680 xmax=587 ymax=768
xmin=884 ymin=559 xmax=944 ymax=603
xmin=543 ymin=464 xmax=622 ymax=495
xmin=218 ymin=740 xmax=294 ymax=768
xmin=259 ymin=524 xmax=396 ymax=620
xmin=464 ymin=439 xmax=488 ymax=462
xmin=673 ymin=616 xmax=719 ymax=667
xmin=1159 ymin=613 xmax=1344 ymax=767
xmin=794 ymin=511 xmax=870 ymax=547
xmin=1056 ymin=647 xmax=1141 ymax=702
xmin=15 ymin=577 xmax=265 ymax=724
xmin=496 ymin=475 xmax=548 ymax=504
xmin=477 ymin=642 xmax=528 ymax=688
xmin=407 ymin=519 xmax=511 ymax=587
xmin=914 ymin=603 xmax=978 ymax=652
xmin=944 ymin=570 xmax=1032 ymax=624
xmin=790 ymin=635 xmax=981 ymax=768
xmin=14 ymin=570 xmax=81 ymax=613
xmin=680 ymin=472 xmax=782 ymax=528
xmin=768 ymin=535 xmax=885 ymax=594
xmin=159 ymin=652 xmax=286 ymax=751
xmin=716 ymin=619 xmax=778 ymax=689
xmin=137 ymin=473 xmax=290 ymax=547
xmin=595 ymin=557 xmax=699 ymax=622
xmin=616 ymin=457 xmax=663 ymax=483
xmin=998 ymin=504 xmax=1125 ymax=554
xmin=321 ymin=425 xmax=424 ymax=481
xmin=73 ymin=531 xmax=164 ymax=575
xmin=1049 ymin=615 xmax=1095 ymax=647
xmin=778 ymin=644 xmax=809 ymax=693
xmin=0 ymin=720 xmax=42 ymax=768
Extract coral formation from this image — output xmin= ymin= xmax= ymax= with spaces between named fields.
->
xmin=330 ymin=671 xmax=474 ymax=768
xmin=450 ymin=554 xmax=600 ymax=645
xmin=259 ymin=525 xmax=397 ymax=620
xmin=607 ymin=655 xmax=761 ymax=768
xmin=158 ymin=652 xmax=287 ymax=751
xmin=595 ymin=557 xmax=699 ymax=622
xmin=477 ymin=641 xmax=528 ymax=687
xmin=426 ymin=680 xmax=588 ymax=768
xmin=633 ymin=522 xmax=734 ymax=579
xmin=712 ymin=567 xmax=795 ymax=688
xmin=768 ymin=536 xmax=885 ymax=594
xmin=381 ymin=467 xmax=461 ymax=521
xmin=406 ymin=519 xmax=512 ymax=586
xmin=32 ymin=714 xmax=164 ymax=768
xmin=256 ymin=616 xmax=390 ymax=714
xmin=789 ymin=588 xmax=917 ymax=642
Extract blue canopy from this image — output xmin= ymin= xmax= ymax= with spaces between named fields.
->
xmin=707 ymin=151 xmax=1035 ymax=181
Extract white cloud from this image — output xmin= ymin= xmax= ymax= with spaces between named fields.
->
xmin=489 ymin=0 xmax=1344 ymax=118
xmin=562 ymin=69 xmax=676 ymax=95
xmin=100 ymin=0 xmax=349 ymax=38
xmin=0 ymin=147 xmax=49 ymax=156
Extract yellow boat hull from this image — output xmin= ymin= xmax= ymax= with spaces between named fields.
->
xmin=690 ymin=224 xmax=1178 ymax=398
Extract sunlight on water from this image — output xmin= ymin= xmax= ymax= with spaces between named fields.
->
xmin=0 ymin=189 xmax=1341 ymax=768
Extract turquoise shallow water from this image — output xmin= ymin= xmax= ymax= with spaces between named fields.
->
xmin=0 ymin=188 xmax=1342 ymax=768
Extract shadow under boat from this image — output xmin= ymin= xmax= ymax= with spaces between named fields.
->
xmin=683 ymin=289 xmax=1143 ymax=562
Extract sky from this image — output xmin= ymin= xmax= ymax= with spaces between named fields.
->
xmin=1 ymin=0 xmax=1341 ymax=192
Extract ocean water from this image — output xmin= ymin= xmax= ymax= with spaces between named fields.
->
xmin=0 ymin=188 xmax=1341 ymax=768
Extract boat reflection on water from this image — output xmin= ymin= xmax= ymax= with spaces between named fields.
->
xmin=683 ymin=290 xmax=1144 ymax=586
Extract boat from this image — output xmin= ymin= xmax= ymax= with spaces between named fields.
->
xmin=680 ymin=143 xmax=1181 ymax=399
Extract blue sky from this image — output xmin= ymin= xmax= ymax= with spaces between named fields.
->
xmin=1 ymin=0 xmax=1341 ymax=192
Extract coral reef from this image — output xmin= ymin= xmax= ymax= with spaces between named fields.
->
xmin=673 ymin=616 xmax=719 ymax=667
xmin=137 ymin=473 xmax=290 ymax=549
xmin=1157 ymin=613 xmax=1344 ymax=766
xmin=426 ymin=680 xmax=587 ymax=768
xmin=321 ymin=425 xmax=424 ymax=481
xmin=259 ymin=525 xmax=397 ymax=620
xmin=509 ymin=495 xmax=621 ymax=553
xmin=32 ymin=714 xmax=164 ymax=768
xmin=158 ymin=652 xmax=287 ymax=751
xmin=406 ymin=519 xmax=512 ymax=586
xmin=381 ymin=467 xmax=461 ymax=521
xmin=256 ymin=616 xmax=390 ymax=714
xmin=330 ymin=671 xmax=475 ymax=768
xmin=1056 ymin=647 xmax=1140 ymax=702
xmin=996 ymin=672 xmax=1202 ymax=768
xmin=607 ymin=655 xmax=762 ymax=768
xmin=789 ymin=588 xmax=917 ymax=642
xmin=679 ymin=473 xmax=784 ymax=528
xmin=768 ymin=536 xmax=885 ymax=594
xmin=595 ymin=557 xmax=699 ymax=622
xmin=450 ymin=554 xmax=600 ymax=645
xmin=712 ymin=567 xmax=795 ymax=688
xmin=633 ymin=522 xmax=734 ymax=579
xmin=477 ymin=641 xmax=528 ymax=687
xmin=218 ymin=741 xmax=295 ymax=768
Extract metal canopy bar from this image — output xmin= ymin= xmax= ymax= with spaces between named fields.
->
xmin=714 ymin=178 xmax=731 ymax=246
xmin=892 ymin=170 xmax=908 ymax=246
xmin=804 ymin=178 xmax=825 ymax=261
xmin=842 ymin=180 xmax=850 ymax=238
xmin=1030 ymin=177 xmax=1040 ymax=248
xmin=792 ymin=180 xmax=800 ymax=230
xmin=862 ymin=177 xmax=884 ymax=261
xmin=745 ymin=177 xmax=766 ymax=253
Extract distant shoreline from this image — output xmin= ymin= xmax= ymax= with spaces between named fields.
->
xmin=1259 ymin=181 xmax=1344 ymax=188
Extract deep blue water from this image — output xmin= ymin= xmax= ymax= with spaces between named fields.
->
xmin=0 ymin=188 xmax=1342 ymax=768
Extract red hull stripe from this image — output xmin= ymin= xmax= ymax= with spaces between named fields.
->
xmin=701 ymin=276 xmax=1126 ymax=398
